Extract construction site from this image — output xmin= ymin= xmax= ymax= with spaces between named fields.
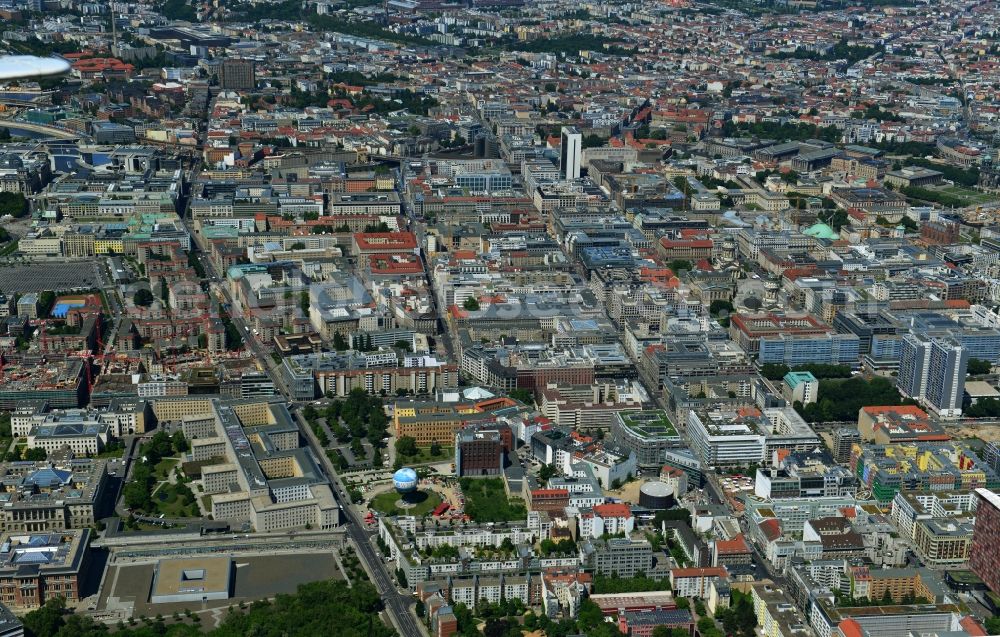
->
xmin=0 ymin=357 xmax=86 ymax=409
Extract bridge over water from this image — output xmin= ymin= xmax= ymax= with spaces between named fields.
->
xmin=0 ymin=120 xmax=90 ymax=141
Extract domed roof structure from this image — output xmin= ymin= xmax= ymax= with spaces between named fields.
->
xmin=804 ymin=222 xmax=839 ymax=241
xmin=392 ymin=467 xmax=418 ymax=493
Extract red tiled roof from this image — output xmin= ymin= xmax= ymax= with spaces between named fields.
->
xmin=368 ymin=254 xmax=423 ymax=274
xmin=532 ymin=488 xmax=569 ymax=497
xmin=759 ymin=518 xmax=782 ymax=542
xmin=354 ymin=232 xmax=418 ymax=252
xmin=670 ymin=567 xmax=727 ymax=578
xmin=715 ymin=534 xmax=750 ymax=555
xmin=860 ymin=405 xmax=929 ymax=418
xmin=839 ymin=619 xmax=864 ymax=637
xmin=71 ymin=57 xmax=133 ymax=72
xmin=593 ymin=503 xmax=632 ymax=519
xmin=960 ymin=616 xmax=987 ymax=637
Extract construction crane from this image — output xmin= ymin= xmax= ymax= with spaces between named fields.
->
xmin=66 ymin=349 xmax=97 ymax=394
xmin=94 ymin=318 xmax=107 ymax=359
xmin=67 ymin=316 xmax=108 ymax=394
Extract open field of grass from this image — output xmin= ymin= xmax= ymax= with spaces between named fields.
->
xmin=940 ymin=185 xmax=996 ymax=205
xmin=460 ymin=477 xmax=527 ymax=523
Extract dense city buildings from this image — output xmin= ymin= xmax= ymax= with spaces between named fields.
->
xmin=2 ymin=0 xmax=1000 ymax=633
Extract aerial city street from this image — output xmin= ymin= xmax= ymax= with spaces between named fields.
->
xmin=2 ymin=0 xmax=1000 ymax=635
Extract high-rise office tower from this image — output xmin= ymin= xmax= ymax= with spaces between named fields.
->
xmin=896 ymin=333 xmax=968 ymax=418
xmin=832 ymin=428 xmax=861 ymax=464
xmin=969 ymin=488 xmax=1000 ymax=593
xmin=219 ymin=58 xmax=255 ymax=91
xmin=560 ymin=126 xmax=582 ymax=180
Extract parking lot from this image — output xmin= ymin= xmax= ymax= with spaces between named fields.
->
xmin=0 ymin=260 xmax=106 ymax=293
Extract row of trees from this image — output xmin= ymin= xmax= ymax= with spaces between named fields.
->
xmin=0 ymin=192 xmax=28 ymax=218
xmin=308 ymin=13 xmax=435 ymax=47
xmin=426 ymin=588 xmax=749 ymax=637
xmin=795 ymin=376 xmax=913 ymax=423
xmin=905 ymin=158 xmax=979 ymax=187
xmin=834 ymin=588 xmax=929 ymax=607
xmin=21 ymin=579 xmax=391 ymax=637
xmin=302 ymin=390 xmax=388 ymax=468
xmin=964 ymin=397 xmax=1000 ymax=418
xmin=500 ymin=33 xmax=627 ymax=56
xmin=718 ymin=119 xmax=843 ymax=144
xmin=121 ymin=431 xmax=188 ymax=513
xmin=969 ymin=358 xmax=993 ymax=376
xmin=395 ymin=435 xmax=443 ymax=458
xmin=217 ymin=306 xmax=243 ymax=351
xmin=760 ymin=363 xmax=854 ymax=380
xmin=901 ymin=185 xmax=974 ymax=208
xmin=767 ymin=38 xmax=883 ymax=65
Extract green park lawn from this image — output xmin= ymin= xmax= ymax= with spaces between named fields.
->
xmin=940 ymin=185 xmax=996 ymax=205
xmin=459 ymin=477 xmax=527 ymax=523
xmin=370 ymin=489 xmax=442 ymax=517
xmin=151 ymin=482 xmax=199 ymax=518
xmin=398 ymin=446 xmax=454 ymax=465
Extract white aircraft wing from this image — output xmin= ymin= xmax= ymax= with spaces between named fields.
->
xmin=0 ymin=55 xmax=71 ymax=80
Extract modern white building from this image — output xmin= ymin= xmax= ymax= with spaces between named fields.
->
xmin=670 ymin=567 xmax=728 ymax=598
xmin=889 ymin=490 xmax=978 ymax=541
xmin=783 ymin=371 xmax=818 ymax=405
xmin=26 ymin=422 xmax=110 ymax=455
xmin=564 ymin=447 xmax=637 ymax=488
xmin=12 ymin=402 xmax=152 ymax=438
xmin=576 ymin=503 xmax=635 ymax=539
xmin=687 ymin=407 xmax=820 ymax=467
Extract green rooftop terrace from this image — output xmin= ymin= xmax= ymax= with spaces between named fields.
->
xmin=619 ymin=410 xmax=678 ymax=438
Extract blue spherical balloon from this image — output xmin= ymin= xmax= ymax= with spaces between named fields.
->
xmin=393 ymin=467 xmax=418 ymax=493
